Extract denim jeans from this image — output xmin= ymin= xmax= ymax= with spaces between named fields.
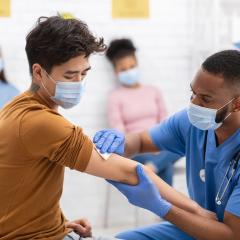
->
xmin=132 ymin=151 xmax=181 ymax=185
xmin=64 ymin=231 xmax=120 ymax=240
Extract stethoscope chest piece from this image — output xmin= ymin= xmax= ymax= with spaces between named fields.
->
xmin=199 ymin=169 xmax=206 ymax=182
xmin=216 ymin=198 xmax=222 ymax=205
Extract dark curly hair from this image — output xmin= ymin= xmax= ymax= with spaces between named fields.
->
xmin=25 ymin=15 xmax=107 ymax=75
xmin=202 ymin=50 xmax=240 ymax=88
xmin=106 ymin=38 xmax=136 ymax=64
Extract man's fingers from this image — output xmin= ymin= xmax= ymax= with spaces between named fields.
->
xmin=66 ymin=222 xmax=88 ymax=235
xmin=100 ymin=133 xmax=115 ymax=153
xmin=136 ymin=164 xmax=153 ymax=185
xmin=96 ymin=132 xmax=112 ymax=149
xmin=93 ymin=130 xmax=105 ymax=143
xmin=106 ymin=179 xmax=130 ymax=194
xmin=78 ymin=219 xmax=92 ymax=230
xmin=109 ymin=137 xmax=123 ymax=152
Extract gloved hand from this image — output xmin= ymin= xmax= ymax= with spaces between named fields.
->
xmin=107 ymin=164 xmax=172 ymax=218
xmin=93 ymin=129 xmax=125 ymax=155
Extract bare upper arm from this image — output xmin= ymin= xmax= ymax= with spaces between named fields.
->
xmin=84 ymin=147 xmax=139 ymax=185
xmin=124 ymin=130 xmax=159 ymax=157
xmin=139 ymin=130 xmax=159 ymax=153
xmin=223 ymin=211 xmax=240 ymax=240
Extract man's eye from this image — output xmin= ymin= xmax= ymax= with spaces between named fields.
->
xmin=64 ymin=76 xmax=74 ymax=80
xmin=202 ymin=97 xmax=211 ymax=103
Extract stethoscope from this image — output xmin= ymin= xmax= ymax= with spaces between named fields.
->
xmin=200 ymin=131 xmax=240 ymax=206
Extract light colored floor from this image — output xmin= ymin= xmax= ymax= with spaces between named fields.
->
xmin=61 ymin=158 xmax=188 ymax=237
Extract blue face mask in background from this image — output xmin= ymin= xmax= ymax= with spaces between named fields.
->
xmin=117 ymin=67 xmax=139 ymax=86
xmin=42 ymin=70 xmax=86 ymax=109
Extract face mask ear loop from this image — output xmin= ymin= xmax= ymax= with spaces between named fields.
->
xmin=217 ymin=98 xmax=235 ymax=111
xmin=41 ymin=69 xmax=56 ymax=98
xmin=216 ymin=98 xmax=235 ymax=123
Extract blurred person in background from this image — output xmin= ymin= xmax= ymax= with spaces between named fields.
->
xmin=105 ymin=38 xmax=181 ymax=185
xmin=0 ymin=48 xmax=19 ymax=108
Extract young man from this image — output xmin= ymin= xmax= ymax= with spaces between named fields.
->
xmin=94 ymin=50 xmax=240 ymax=240
xmin=0 ymin=16 xmax=212 ymax=240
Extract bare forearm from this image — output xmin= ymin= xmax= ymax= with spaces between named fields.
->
xmin=124 ymin=133 xmax=141 ymax=157
xmin=125 ymin=131 xmax=159 ymax=157
xmin=144 ymin=167 xmax=202 ymax=215
xmin=165 ymin=206 xmax=234 ymax=240
xmin=85 ymin=149 xmax=139 ymax=185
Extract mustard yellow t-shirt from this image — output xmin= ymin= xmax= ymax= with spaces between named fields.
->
xmin=0 ymin=91 xmax=93 ymax=240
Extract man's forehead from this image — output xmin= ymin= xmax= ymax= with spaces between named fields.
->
xmin=191 ymin=68 xmax=225 ymax=94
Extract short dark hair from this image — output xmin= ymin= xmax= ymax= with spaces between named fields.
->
xmin=25 ymin=15 xmax=106 ymax=75
xmin=106 ymin=38 xmax=136 ymax=64
xmin=202 ymin=50 xmax=240 ymax=88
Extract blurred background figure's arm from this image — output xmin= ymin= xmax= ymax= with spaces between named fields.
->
xmin=155 ymin=88 xmax=168 ymax=122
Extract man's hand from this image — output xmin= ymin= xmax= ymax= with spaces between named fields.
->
xmin=107 ymin=164 xmax=172 ymax=218
xmin=93 ymin=129 xmax=125 ymax=155
xmin=65 ymin=218 xmax=92 ymax=238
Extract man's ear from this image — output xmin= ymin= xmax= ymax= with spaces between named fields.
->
xmin=232 ymin=97 xmax=240 ymax=112
xmin=32 ymin=64 xmax=43 ymax=83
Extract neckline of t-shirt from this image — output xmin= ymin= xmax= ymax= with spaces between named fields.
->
xmin=25 ymin=90 xmax=54 ymax=110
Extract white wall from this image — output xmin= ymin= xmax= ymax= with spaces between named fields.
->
xmin=0 ymin=0 xmax=200 ymax=229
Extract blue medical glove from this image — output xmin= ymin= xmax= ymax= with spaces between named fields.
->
xmin=93 ymin=129 xmax=125 ymax=155
xmin=107 ymin=165 xmax=172 ymax=218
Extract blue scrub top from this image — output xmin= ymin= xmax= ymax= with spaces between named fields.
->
xmin=0 ymin=81 xmax=19 ymax=108
xmin=150 ymin=109 xmax=240 ymax=221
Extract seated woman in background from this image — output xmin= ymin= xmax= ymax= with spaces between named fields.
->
xmin=0 ymin=48 xmax=19 ymax=108
xmin=106 ymin=38 xmax=181 ymax=185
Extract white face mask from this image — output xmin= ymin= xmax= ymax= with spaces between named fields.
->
xmin=187 ymin=99 xmax=234 ymax=130
xmin=42 ymin=70 xmax=86 ymax=109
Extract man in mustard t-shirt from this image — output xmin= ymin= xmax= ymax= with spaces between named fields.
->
xmin=0 ymin=15 xmax=139 ymax=240
xmin=0 ymin=15 xmax=216 ymax=240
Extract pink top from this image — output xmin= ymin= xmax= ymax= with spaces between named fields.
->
xmin=107 ymin=85 xmax=167 ymax=134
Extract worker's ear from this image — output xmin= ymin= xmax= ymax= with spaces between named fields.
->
xmin=232 ymin=97 xmax=240 ymax=112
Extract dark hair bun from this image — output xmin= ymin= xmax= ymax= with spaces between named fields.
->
xmin=106 ymin=38 xmax=136 ymax=62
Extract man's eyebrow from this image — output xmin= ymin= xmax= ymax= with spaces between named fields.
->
xmin=64 ymin=67 xmax=91 ymax=75
xmin=190 ymin=84 xmax=212 ymax=98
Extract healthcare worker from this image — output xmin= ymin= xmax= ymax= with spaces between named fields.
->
xmin=0 ymin=48 xmax=19 ymax=108
xmin=93 ymin=50 xmax=240 ymax=240
xmin=0 ymin=15 xmax=212 ymax=240
xmin=106 ymin=38 xmax=181 ymax=185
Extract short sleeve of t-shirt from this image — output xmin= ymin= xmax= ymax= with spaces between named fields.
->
xmin=225 ymin=175 xmax=240 ymax=218
xmin=149 ymin=109 xmax=190 ymax=156
xmin=19 ymin=108 xmax=93 ymax=172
